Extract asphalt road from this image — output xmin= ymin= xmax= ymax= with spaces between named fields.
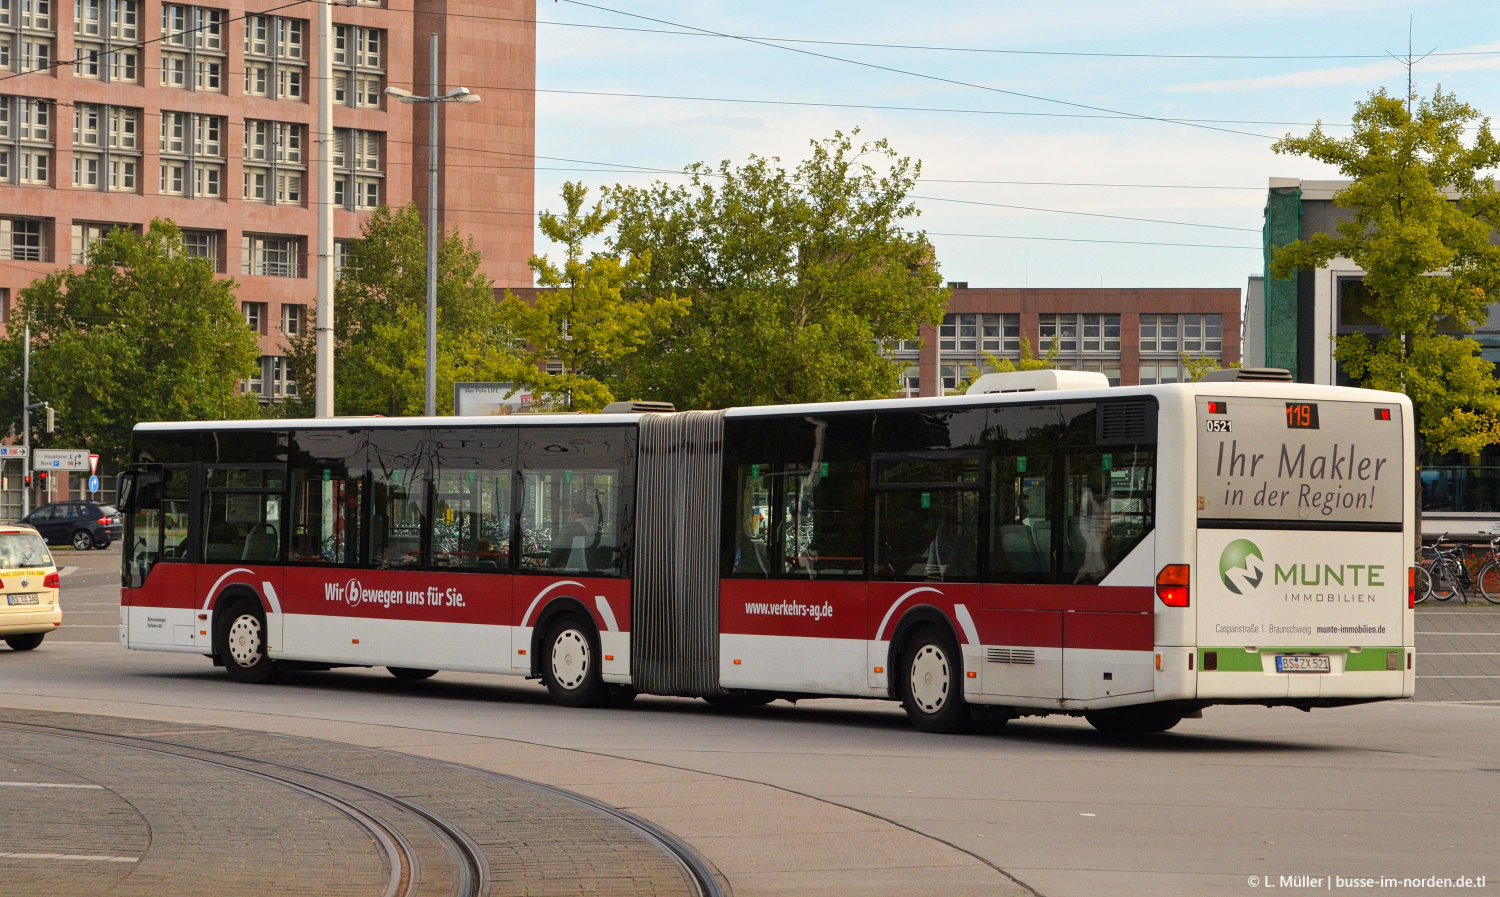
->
xmin=6 ymin=546 xmax=1498 ymax=896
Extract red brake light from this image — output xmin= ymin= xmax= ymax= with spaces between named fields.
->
xmin=1408 ymin=566 xmax=1416 ymax=609
xmin=98 ymin=517 xmax=111 ymax=526
xmin=1157 ymin=564 xmax=1190 ymax=607
xmin=44 ymin=572 xmax=59 ymax=589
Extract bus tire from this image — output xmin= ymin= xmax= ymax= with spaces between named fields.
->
xmin=1084 ymin=705 xmax=1183 ymax=735
xmin=388 ymin=667 xmax=438 ymax=681
xmin=542 ymin=613 xmax=606 ymax=707
xmin=216 ymin=598 xmax=280 ymax=684
xmin=605 ymin=685 xmax=638 ymax=708
xmin=900 ymin=625 xmax=971 ymax=734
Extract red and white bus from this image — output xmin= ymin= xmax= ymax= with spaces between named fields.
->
xmin=119 ymin=369 xmax=1416 ymax=734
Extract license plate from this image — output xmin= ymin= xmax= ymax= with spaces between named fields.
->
xmin=6 ymin=593 xmax=39 ymax=606
xmin=1276 ymin=654 xmax=1330 ymax=673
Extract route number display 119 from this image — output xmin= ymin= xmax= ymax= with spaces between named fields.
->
xmin=1285 ymin=402 xmax=1319 ymax=429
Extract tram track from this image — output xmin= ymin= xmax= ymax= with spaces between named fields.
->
xmin=0 ymin=715 xmax=723 ymax=897
xmin=0 ymin=718 xmax=484 ymax=897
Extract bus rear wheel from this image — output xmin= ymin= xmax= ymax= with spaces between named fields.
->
xmin=388 ymin=667 xmax=438 ymax=681
xmin=543 ymin=613 xmax=606 ymax=707
xmin=216 ymin=599 xmax=280 ymax=684
xmin=900 ymin=625 xmax=971 ymax=734
xmin=1084 ymin=705 xmax=1183 ymax=735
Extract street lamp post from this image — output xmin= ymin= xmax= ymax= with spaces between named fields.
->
xmin=385 ymin=33 xmax=481 ymax=417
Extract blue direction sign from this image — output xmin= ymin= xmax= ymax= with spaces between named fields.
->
xmin=88 ymin=475 xmax=100 ymax=494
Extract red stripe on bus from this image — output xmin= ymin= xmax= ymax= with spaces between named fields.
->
xmin=1065 ymin=611 xmax=1154 ymax=652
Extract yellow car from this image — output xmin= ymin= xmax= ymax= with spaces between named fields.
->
xmin=0 ymin=524 xmax=61 ymax=651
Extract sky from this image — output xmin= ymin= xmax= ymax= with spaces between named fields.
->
xmin=529 ymin=0 xmax=1500 ymax=292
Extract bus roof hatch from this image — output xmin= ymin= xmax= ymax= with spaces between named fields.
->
xmin=965 ymin=370 xmax=1110 ymax=395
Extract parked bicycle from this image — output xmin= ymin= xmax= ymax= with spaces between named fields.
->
xmin=1414 ymin=535 xmax=1500 ymax=605
xmin=1470 ymin=535 xmax=1500 ymax=604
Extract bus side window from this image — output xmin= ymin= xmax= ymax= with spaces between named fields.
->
xmin=729 ymin=464 xmax=772 ymax=577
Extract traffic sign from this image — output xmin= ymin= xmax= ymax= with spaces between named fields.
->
xmin=32 ymin=449 xmax=90 ymax=470
xmin=89 ymin=453 xmax=99 ymax=474
xmin=88 ymin=475 xmax=100 ymax=494
xmin=0 ymin=446 xmax=29 ymax=458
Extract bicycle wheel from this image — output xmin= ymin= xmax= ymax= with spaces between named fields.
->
xmin=1476 ymin=560 xmax=1500 ymax=604
xmin=1414 ymin=564 xmax=1433 ymax=604
xmin=1434 ymin=558 xmax=1463 ymax=603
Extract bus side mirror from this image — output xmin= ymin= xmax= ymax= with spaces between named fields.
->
xmin=116 ymin=471 xmax=164 ymax=513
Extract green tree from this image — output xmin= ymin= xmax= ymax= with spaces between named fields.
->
xmin=1270 ymin=87 xmax=1500 ymax=455
xmin=285 ymin=204 xmax=525 ymax=416
xmin=606 ymin=130 xmax=949 ymax=408
xmin=1182 ymin=354 xmax=1239 ymax=382
xmin=499 ymin=183 xmax=688 ymax=412
xmin=0 ymin=220 xmax=260 ymax=466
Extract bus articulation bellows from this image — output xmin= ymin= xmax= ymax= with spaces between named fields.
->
xmin=118 ymin=370 xmax=1416 ymax=734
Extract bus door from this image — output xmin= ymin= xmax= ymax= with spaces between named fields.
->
xmin=199 ymin=465 xmax=286 ymax=652
xmin=982 ymin=445 xmax=1064 ymax=700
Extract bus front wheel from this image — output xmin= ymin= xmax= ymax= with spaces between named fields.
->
xmin=542 ymin=613 xmax=606 ymax=707
xmin=900 ymin=625 xmax=971 ymax=734
xmin=216 ymin=599 xmax=280 ymax=684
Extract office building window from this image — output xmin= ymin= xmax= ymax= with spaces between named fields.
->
xmin=281 ymin=303 xmax=303 ymax=336
xmin=72 ymin=0 xmax=136 ymax=82
xmin=243 ymin=300 xmax=266 ymax=334
xmin=244 ymin=13 xmax=306 ymax=101
xmin=938 ymin=312 xmax=1021 ymax=356
xmin=1140 ymin=313 xmax=1222 ymax=356
xmin=70 ymin=220 xmax=127 ymax=264
xmin=243 ymin=119 xmax=304 ymax=205
xmin=332 ymin=128 xmax=382 ymax=210
xmin=248 ymin=355 xmax=296 ymax=400
xmin=332 ymin=24 xmax=384 ymax=108
xmin=334 ymin=238 xmax=353 ymax=276
xmin=241 ymin=233 xmax=303 ymax=278
xmin=1038 ymin=313 xmax=1121 ymax=354
xmin=182 ymin=228 xmax=222 ymax=271
xmin=0 ymin=96 xmax=52 ymax=186
xmin=71 ymin=103 xmax=138 ymax=192
xmin=1 ymin=216 xmax=49 ymax=261
xmin=159 ymin=110 xmax=223 ymax=197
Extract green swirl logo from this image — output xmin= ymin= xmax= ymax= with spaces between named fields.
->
xmin=1219 ymin=539 xmax=1264 ymax=595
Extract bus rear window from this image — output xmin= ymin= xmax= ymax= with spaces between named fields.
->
xmin=1196 ymin=397 xmax=1404 ymax=525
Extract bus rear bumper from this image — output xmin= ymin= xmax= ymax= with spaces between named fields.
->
xmin=1193 ymin=646 xmax=1414 ymax=700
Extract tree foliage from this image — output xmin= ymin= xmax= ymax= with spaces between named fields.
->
xmin=0 ymin=220 xmax=260 ymax=465
xmin=604 ymin=130 xmax=949 ymax=408
xmin=499 ymin=183 xmax=688 ymax=411
xmin=285 ymin=204 xmax=524 ymax=416
xmin=1271 ymin=87 xmax=1500 ymax=455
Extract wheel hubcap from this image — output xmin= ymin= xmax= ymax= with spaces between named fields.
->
xmin=227 ymin=615 xmax=263 ymax=668
xmin=551 ymin=629 xmax=590 ymax=690
xmin=552 ymin=630 xmax=591 ymax=693
xmin=909 ymin=644 xmax=951 ymax=713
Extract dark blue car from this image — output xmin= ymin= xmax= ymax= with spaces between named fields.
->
xmin=17 ymin=501 xmax=122 ymax=550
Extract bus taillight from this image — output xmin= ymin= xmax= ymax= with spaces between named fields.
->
xmin=1157 ymin=564 xmax=1190 ymax=607
xmin=1408 ymin=566 xmax=1416 ymax=609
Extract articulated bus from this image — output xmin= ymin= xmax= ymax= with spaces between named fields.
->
xmin=118 ymin=370 xmax=1416 ymax=734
